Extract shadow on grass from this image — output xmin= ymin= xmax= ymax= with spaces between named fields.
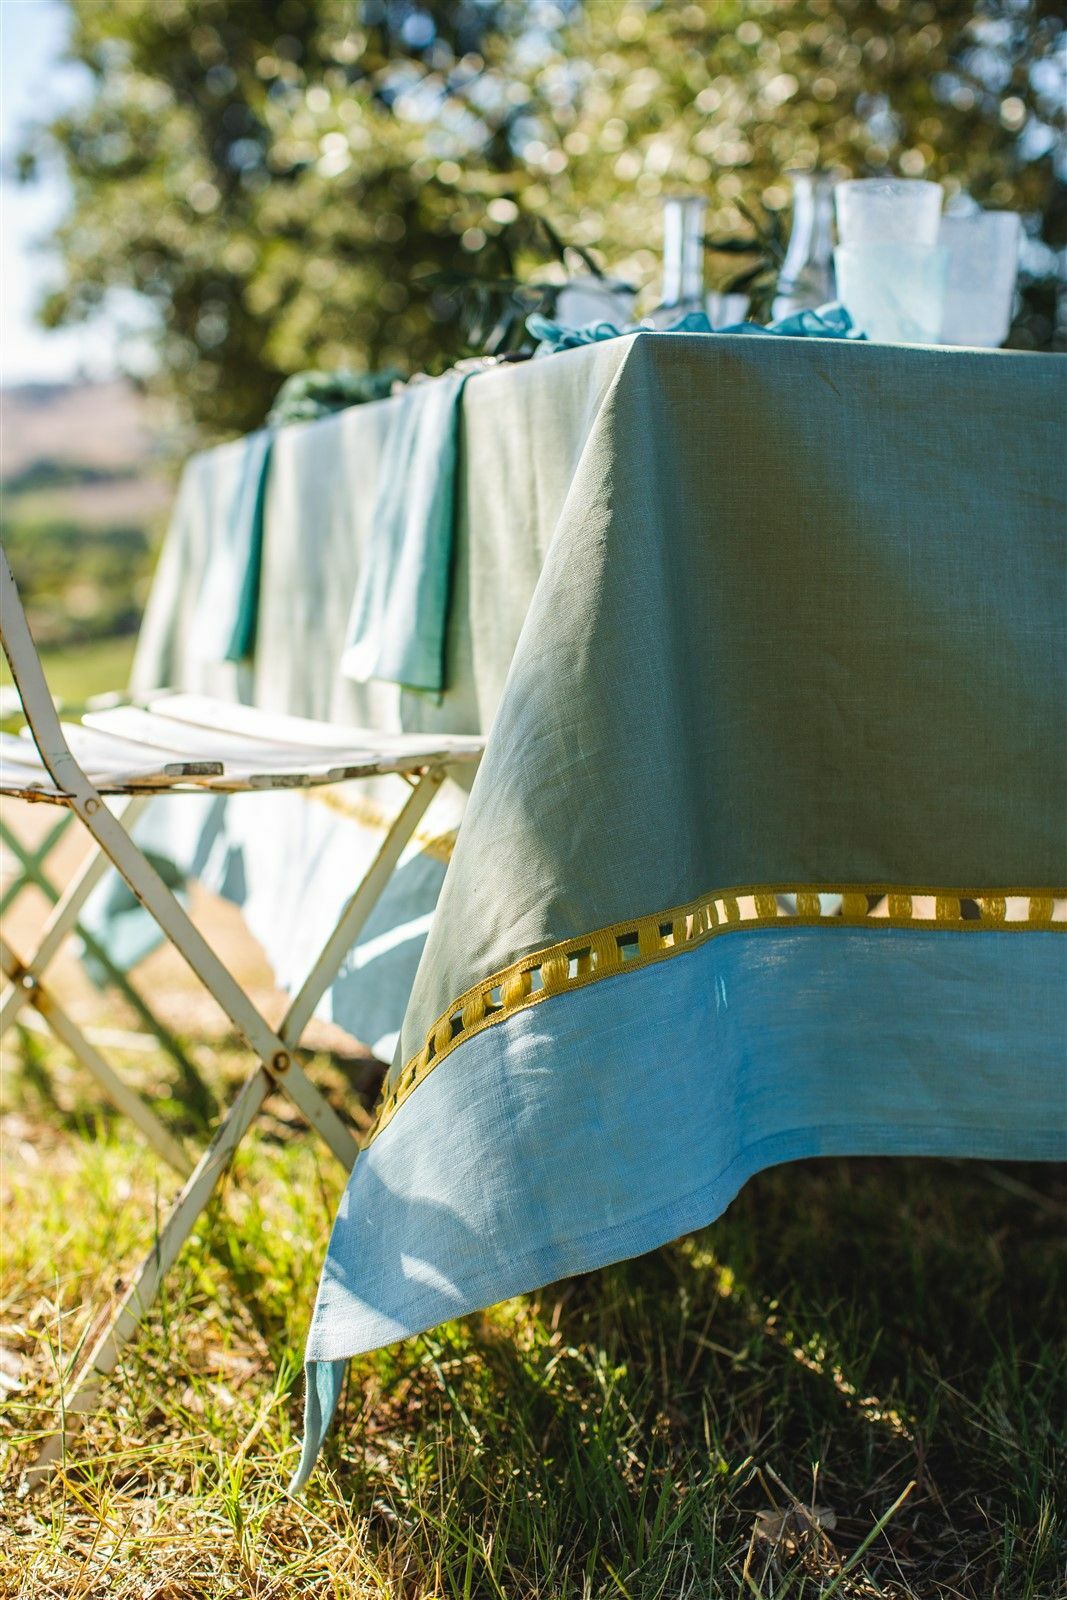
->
xmin=320 ymin=1157 xmax=1065 ymax=1598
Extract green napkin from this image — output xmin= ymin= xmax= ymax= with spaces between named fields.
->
xmin=340 ymin=371 xmax=468 ymax=695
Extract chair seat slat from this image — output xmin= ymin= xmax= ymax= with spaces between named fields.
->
xmin=48 ymin=724 xmax=225 ymax=781
xmin=1 ymin=730 xmax=45 ymax=768
xmin=0 ymin=760 xmax=65 ymax=797
xmin=1 ymin=731 xmax=208 ymax=795
xmin=75 ymin=710 xmax=391 ymax=788
xmin=85 ymin=705 xmax=359 ymax=768
xmin=148 ymin=693 xmax=485 ymax=764
xmin=86 ymin=702 xmax=485 ymax=782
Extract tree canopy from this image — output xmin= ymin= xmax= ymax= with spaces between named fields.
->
xmin=23 ymin=0 xmax=1066 ymax=439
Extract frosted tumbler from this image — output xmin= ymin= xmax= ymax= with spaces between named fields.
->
xmin=705 ymin=292 xmax=750 ymax=329
xmin=554 ymin=276 xmax=637 ymax=331
xmin=835 ymin=243 xmax=949 ymax=344
xmin=835 ymin=179 xmax=943 ymax=247
xmin=938 ymin=211 xmax=1021 ymax=347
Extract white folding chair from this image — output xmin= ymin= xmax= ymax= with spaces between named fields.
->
xmin=0 ymin=547 xmax=483 ymax=1471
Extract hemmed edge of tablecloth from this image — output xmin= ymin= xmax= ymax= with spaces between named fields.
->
xmin=288 ymin=1112 xmax=1065 ymax=1492
xmin=288 ymin=923 xmax=1067 ymax=1490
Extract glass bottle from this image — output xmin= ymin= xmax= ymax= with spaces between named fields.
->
xmin=771 ymin=171 xmax=836 ymax=320
xmin=650 ymin=194 xmax=707 ymax=325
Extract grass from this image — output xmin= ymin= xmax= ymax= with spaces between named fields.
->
xmin=1 ymin=1018 xmax=1064 ymax=1599
xmin=1 ymin=521 xmax=154 ymax=651
xmin=0 ymin=635 xmax=137 ymax=707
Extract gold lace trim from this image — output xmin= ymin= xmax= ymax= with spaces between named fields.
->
xmin=366 ymin=884 xmax=1066 ymax=1145
xmin=308 ymin=786 xmax=457 ymax=864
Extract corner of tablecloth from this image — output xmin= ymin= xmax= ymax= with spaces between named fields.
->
xmin=288 ymin=1358 xmax=347 ymax=1494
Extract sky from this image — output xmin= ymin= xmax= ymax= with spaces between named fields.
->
xmin=1 ymin=0 xmax=127 ymax=384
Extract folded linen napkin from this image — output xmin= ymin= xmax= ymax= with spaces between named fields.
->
xmin=340 ymin=370 xmax=468 ymax=696
xmin=190 ymin=429 xmax=273 ymax=664
xmin=527 ymin=301 xmax=861 ymax=354
xmin=191 ymin=372 xmax=408 ymax=667
xmin=267 ymin=368 xmax=402 ymax=427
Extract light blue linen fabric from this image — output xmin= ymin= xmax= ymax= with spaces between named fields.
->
xmin=189 ymin=429 xmax=273 ymax=664
xmin=340 ymin=371 xmax=469 ymax=694
xmin=291 ymin=925 xmax=1067 ymax=1488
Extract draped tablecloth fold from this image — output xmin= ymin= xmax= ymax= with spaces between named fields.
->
xmin=92 ymin=340 xmax=634 ymax=1055
xmin=190 ymin=429 xmax=273 ymax=664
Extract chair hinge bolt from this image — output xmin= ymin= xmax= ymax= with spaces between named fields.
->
xmin=271 ymin=1050 xmax=291 ymax=1074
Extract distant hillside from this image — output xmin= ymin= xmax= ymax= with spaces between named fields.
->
xmin=1 ymin=381 xmax=174 ymax=649
xmin=0 ymin=380 xmax=168 ymax=479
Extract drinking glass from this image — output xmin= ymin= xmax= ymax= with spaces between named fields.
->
xmin=834 ymin=243 xmax=949 ymax=344
xmin=705 ymin=292 xmax=750 ymax=329
xmin=772 ymin=171 xmax=837 ymax=320
xmin=937 ymin=211 xmax=1021 ymax=347
xmin=655 ymin=194 xmax=707 ymax=319
xmin=835 ymin=179 xmax=943 ymax=248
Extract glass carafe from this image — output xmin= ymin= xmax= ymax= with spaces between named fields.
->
xmin=652 ymin=194 xmax=707 ymax=324
xmin=772 ymin=172 xmax=836 ymax=320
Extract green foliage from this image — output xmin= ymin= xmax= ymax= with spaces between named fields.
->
xmin=23 ymin=0 xmax=543 ymax=437
xmin=705 ymin=200 xmax=789 ymax=322
xmin=1 ymin=514 xmax=151 ymax=645
xmin=2 ymin=459 xmax=134 ymax=493
xmin=23 ymin=0 xmax=1066 ymax=440
xmin=529 ymin=0 xmax=1064 ymax=335
xmin=428 ymin=213 xmax=613 ymax=355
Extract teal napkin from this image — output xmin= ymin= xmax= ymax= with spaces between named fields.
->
xmin=340 ymin=371 xmax=468 ymax=695
xmin=267 ymin=368 xmax=402 ymax=427
xmin=190 ymin=429 xmax=273 ymax=664
xmin=527 ymin=301 xmax=861 ymax=354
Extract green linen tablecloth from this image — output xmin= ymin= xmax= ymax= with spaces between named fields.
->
xmin=292 ymin=333 xmax=1066 ymax=1486
xmin=104 ymin=333 xmax=1065 ymax=1490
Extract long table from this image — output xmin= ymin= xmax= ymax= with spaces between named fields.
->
xmin=123 ymin=334 xmax=1067 ymax=1490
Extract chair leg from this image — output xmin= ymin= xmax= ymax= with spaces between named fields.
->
xmin=63 ymin=791 xmax=361 ymax=1165
xmin=0 ymin=935 xmax=191 ymax=1177
xmin=28 ymin=1066 xmax=275 ymax=1481
xmin=0 ymin=795 xmax=149 ymax=1039
xmin=281 ymin=769 xmax=444 ymax=1042
xmin=1 ymin=809 xmax=203 ymax=1089
xmin=26 ymin=771 xmax=450 ymax=1476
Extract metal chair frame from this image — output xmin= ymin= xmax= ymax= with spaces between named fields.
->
xmin=0 ymin=546 xmax=481 ymax=1473
xmin=0 ymin=803 xmax=205 ymax=1105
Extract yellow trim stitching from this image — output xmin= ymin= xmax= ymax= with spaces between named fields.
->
xmin=308 ymin=786 xmax=457 ymax=864
xmin=367 ymin=884 xmax=1067 ymax=1145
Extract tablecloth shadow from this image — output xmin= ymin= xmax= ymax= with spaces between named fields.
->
xmin=323 ymin=1154 xmax=1066 ymax=1490
xmin=512 ymin=1154 xmax=1067 ymax=1419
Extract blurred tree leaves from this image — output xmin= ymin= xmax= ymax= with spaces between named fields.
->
xmin=23 ymin=0 xmax=534 ymax=435
xmin=522 ymin=0 xmax=1064 ymax=341
xmin=22 ymin=0 xmax=1065 ymax=440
